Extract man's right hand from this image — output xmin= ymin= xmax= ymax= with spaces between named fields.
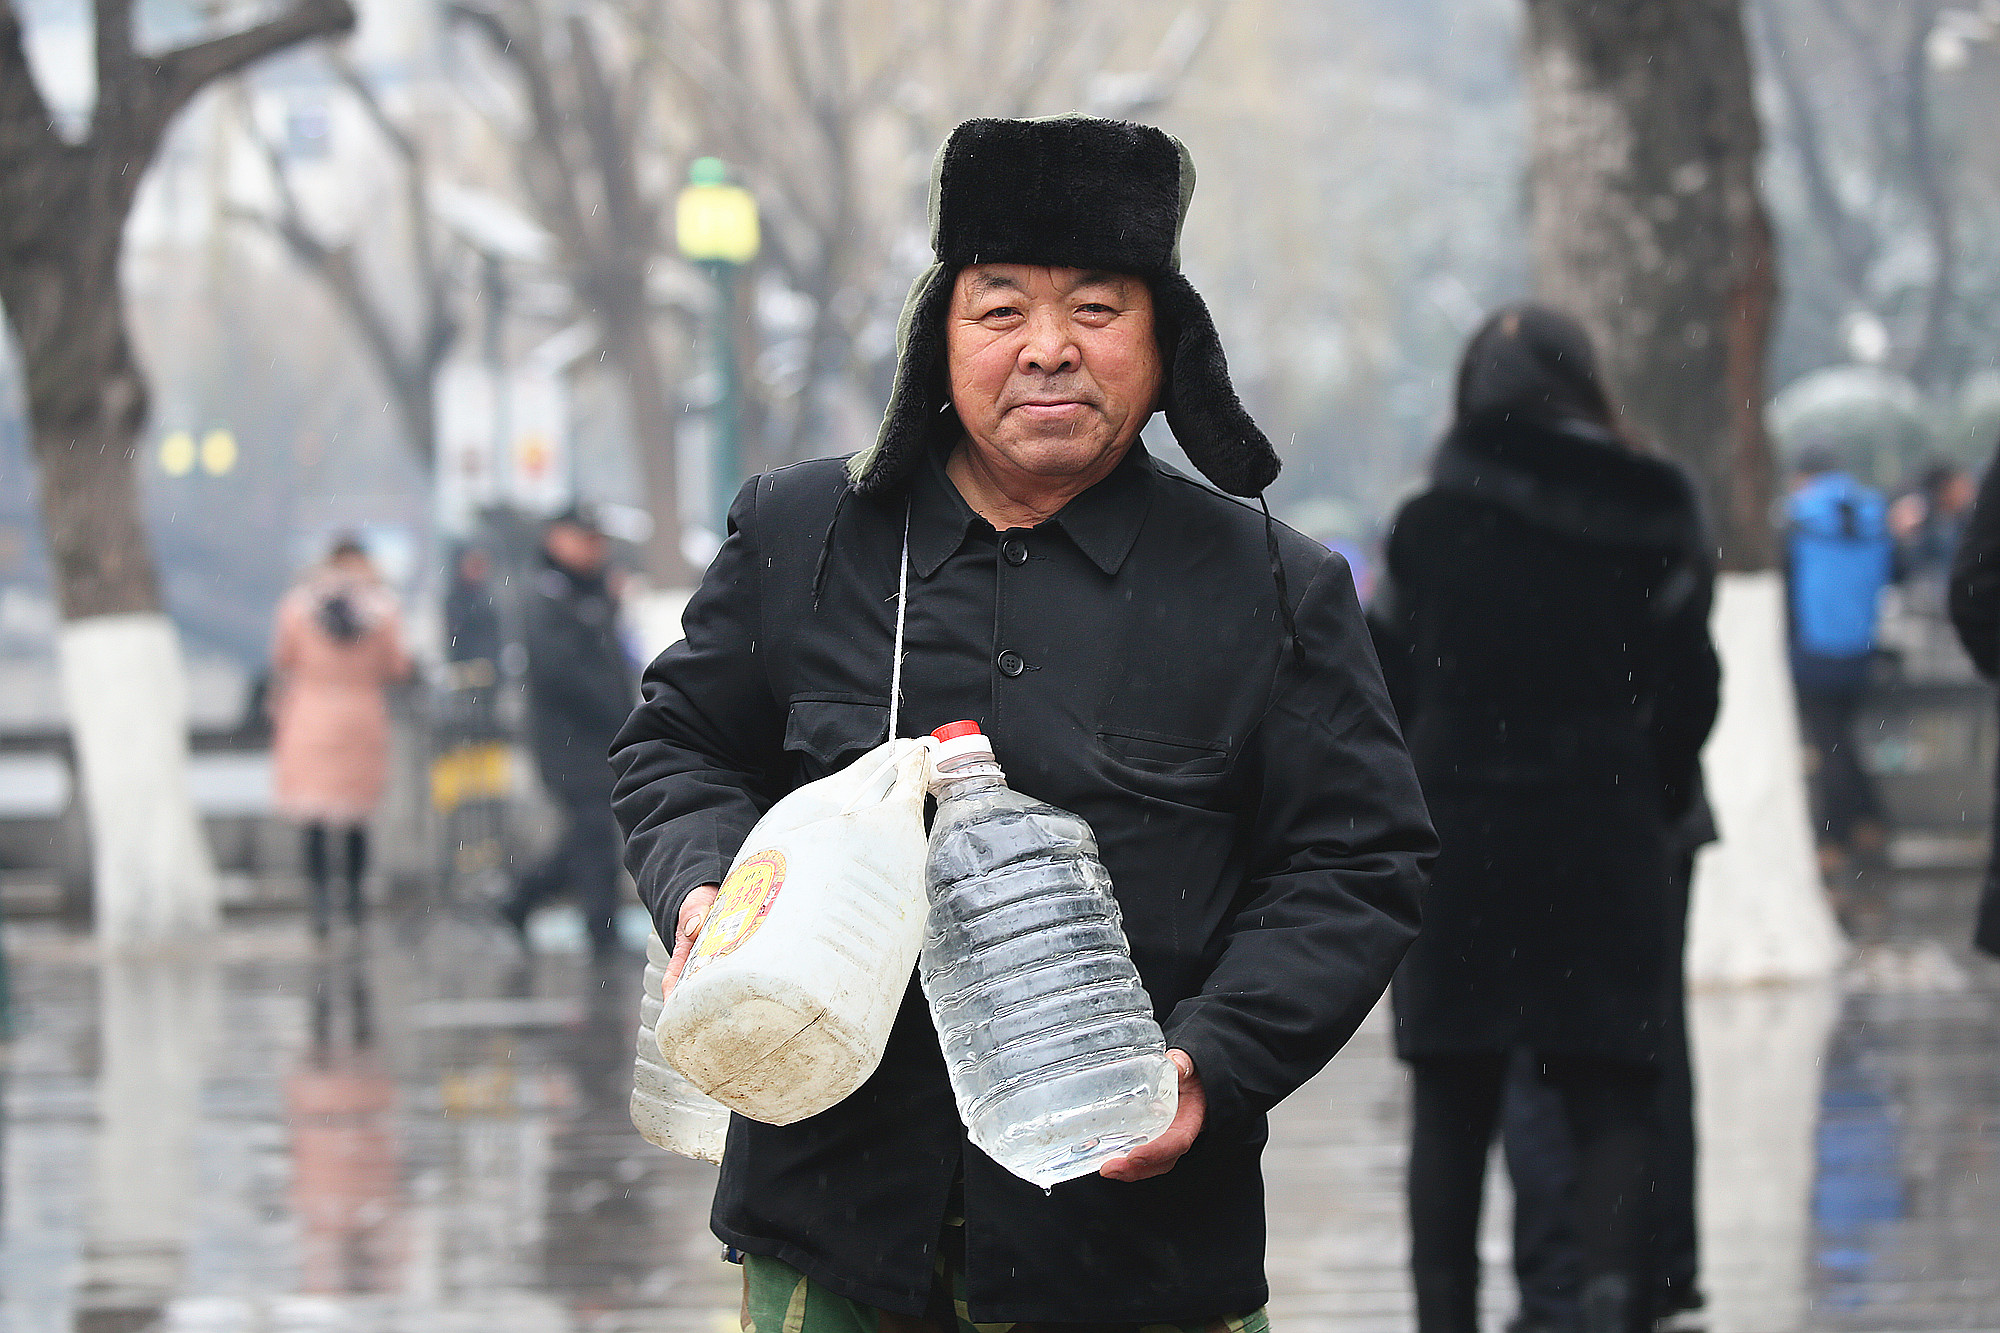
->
xmin=664 ymin=884 xmax=720 ymax=998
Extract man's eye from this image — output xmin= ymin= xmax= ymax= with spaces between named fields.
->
xmin=1076 ymin=303 xmax=1115 ymax=315
xmin=982 ymin=306 xmax=1021 ymax=320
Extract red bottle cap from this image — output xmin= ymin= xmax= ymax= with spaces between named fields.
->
xmin=931 ymin=720 xmax=984 ymax=742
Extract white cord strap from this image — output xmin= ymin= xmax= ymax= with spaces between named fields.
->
xmin=887 ymin=501 xmax=912 ymax=740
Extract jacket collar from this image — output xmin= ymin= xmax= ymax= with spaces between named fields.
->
xmin=906 ymin=439 xmax=1154 ymax=579
xmin=1432 ymin=415 xmax=1701 ymax=550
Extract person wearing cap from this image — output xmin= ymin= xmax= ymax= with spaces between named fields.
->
xmin=502 ymin=504 xmax=636 ymax=958
xmin=611 ymin=116 xmax=1435 ymax=1328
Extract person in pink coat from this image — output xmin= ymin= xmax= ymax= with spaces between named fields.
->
xmin=271 ymin=536 xmax=412 ymax=935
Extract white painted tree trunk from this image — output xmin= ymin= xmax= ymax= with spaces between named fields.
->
xmin=1688 ymin=572 xmax=1847 ymax=983
xmin=57 ymin=613 xmax=219 ymax=949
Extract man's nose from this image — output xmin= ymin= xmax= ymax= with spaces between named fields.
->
xmin=1018 ymin=311 xmax=1079 ymax=375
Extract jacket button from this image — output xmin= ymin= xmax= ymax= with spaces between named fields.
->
xmin=996 ymin=649 xmax=1026 ymax=677
xmin=1002 ymin=536 xmax=1028 ymax=566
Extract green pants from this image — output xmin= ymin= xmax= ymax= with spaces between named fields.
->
xmin=740 ymin=1252 xmax=1271 ymax=1333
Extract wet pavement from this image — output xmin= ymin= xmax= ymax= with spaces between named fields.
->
xmin=2 ymin=873 xmax=1997 ymax=1333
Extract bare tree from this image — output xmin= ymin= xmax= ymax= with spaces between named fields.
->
xmin=1 ymin=0 xmax=358 ymax=615
xmin=656 ymin=0 xmax=1223 ymax=467
xmin=1753 ymin=0 xmax=1979 ymax=388
xmin=447 ymin=0 xmax=698 ymax=585
xmin=1522 ymin=0 xmax=1781 ymax=570
xmin=230 ymin=55 xmax=459 ymax=468
xmin=0 ymin=0 xmax=357 ymax=946
xmin=429 ymin=0 xmax=1219 ymax=582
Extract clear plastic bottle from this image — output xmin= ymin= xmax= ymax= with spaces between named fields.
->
xmin=919 ymin=721 xmax=1177 ymax=1187
xmin=631 ymin=929 xmax=730 ymax=1163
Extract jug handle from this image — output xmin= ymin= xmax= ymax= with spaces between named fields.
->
xmin=838 ymin=739 xmax=924 ymax=816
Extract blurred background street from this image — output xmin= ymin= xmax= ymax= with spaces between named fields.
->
xmin=5 ymin=0 xmax=2000 ymax=1328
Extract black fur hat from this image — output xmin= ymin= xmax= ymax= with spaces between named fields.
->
xmin=847 ymin=115 xmax=1280 ymax=498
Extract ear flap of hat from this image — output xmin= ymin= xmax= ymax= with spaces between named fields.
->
xmin=849 ymin=264 xmax=955 ymax=497
xmin=1153 ymin=272 xmax=1280 ymax=497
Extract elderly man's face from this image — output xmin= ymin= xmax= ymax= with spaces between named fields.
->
xmin=946 ymin=264 xmax=1162 ymax=484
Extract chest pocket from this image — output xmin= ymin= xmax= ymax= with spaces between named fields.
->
xmin=784 ymin=695 xmax=890 ymax=780
xmin=1093 ymin=725 xmax=1233 ymax=810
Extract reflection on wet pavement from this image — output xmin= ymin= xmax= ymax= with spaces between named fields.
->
xmin=3 ymin=877 xmax=1997 ymax=1333
xmin=1691 ymin=981 xmax=1839 ymax=1333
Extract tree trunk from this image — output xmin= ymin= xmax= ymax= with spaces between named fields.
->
xmin=11 ymin=238 xmax=222 ymax=947
xmin=1 ymin=0 xmax=356 ymax=949
xmin=22 ymin=261 xmax=161 ymax=618
xmin=1684 ymin=572 xmax=1845 ymax=982
xmin=1523 ymin=0 xmax=1779 ymax=572
xmin=1523 ymin=0 xmax=1844 ymax=984
xmin=599 ymin=281 xmax=697 ymax=587
xmin=1902 ymin=0 xmax=1957 ymax=390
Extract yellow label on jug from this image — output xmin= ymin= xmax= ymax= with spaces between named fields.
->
xmin=686 ymin=849 xmax=787 ymax=976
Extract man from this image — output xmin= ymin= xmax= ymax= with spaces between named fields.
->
xmin=443 ymin=546 xmax=503 ymax=688
xmin=611 ymin=116 xmax=1434 ymax=1328
xmin=1785 ymin=447 xmax=1894 ymax=898
xmin=502 ymin=505 xmax=634 ymax=957
xmin=441 ymin=544 xmax=504 ymax=739
xmin=1888 ymin=460 xmax=1978 ymax=680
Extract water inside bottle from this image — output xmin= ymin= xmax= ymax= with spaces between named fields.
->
xmin=920 ymin=722 xmax=1177 ymax=1187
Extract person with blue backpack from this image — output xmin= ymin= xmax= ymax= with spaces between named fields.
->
xmin=1786 ymin=445 xmax=1896 ymax=889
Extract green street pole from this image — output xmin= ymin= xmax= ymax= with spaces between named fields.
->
xmin=678 ymin=156 xmax=757 ymax=543
xmin=709 ymin=257 xmax=741 ymax=537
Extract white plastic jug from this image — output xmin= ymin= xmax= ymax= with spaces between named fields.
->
xmin=655 ymin=737 xmax=931 ymax=1124
xmin=631 ymin=929 xmax=730 ymax=1162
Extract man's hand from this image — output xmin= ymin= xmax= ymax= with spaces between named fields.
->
xmin=1099 ymin=1048 xmax=1205 ymax=1182
xmin=663 ymin=884 xmax=720 ymax=999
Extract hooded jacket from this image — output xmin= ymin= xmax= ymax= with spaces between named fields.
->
xmin=1786 ymin=470 xmax=1894 ymax=664
xmin=1369 ymin=415 xmax=1719 ymax=1061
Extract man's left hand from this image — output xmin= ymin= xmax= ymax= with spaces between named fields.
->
xmin=1098 ymin=1048 xmax=1204 ymax=1182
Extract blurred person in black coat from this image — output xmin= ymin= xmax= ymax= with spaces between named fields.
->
xmin=444 ymin=545 xmax=502 ymax=673
xmin=1500 ymin=782 xmax=1715 ymax=1333
xmin=441 ymin=544 xmax=504 ymax=734
xmin=499 ymin=506 xmax=635 ymax=958
xmin=1369 ymin=305 xmax=1721 ymax=1333
xmin=1946 ymin=440 xmax=2000 ymax=956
